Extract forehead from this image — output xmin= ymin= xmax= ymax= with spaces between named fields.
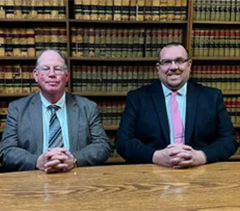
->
xmin=160 ymin=45 xmax=187 ymax=60
xmin=38 ymin=51 xmax=64 ymax=66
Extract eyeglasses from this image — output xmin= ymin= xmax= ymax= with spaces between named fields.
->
xmin=158 ymin=58 xmax=189 ymax=67
xmin=37 ymin=66 xmax=67 ymax=75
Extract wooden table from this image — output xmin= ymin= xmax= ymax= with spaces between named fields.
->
xmin=1 ymin=162 xmax=240 ymax=211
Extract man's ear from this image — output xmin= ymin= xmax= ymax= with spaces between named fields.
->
xmin=188 ymin=59 xmax=193 ymax=67
xmin=33 ymin=69 xmax=38 ymax=83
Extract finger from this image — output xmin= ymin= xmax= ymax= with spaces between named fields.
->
xmin=45 ymin=167 xmax=63 ymax=173
xmin=177 ymin=159 xmax=193 ymax=168
xmin=46 ymin=148 xmax=67 ymax=156
xmin=44 ymin=163 xmax=68 ymax=173
xmin=169 ymin=148 xmax=183 ymax=157
xmin=44 ymin=160 xmax=61 ymax=168
xmin=64 ymin=151 xmax=74 ymax=159
xmin=56 ymin=163 xmax=68 ymax=168
xmin=167 ymin=144 xmax=176 ymax=149
xmin=50 ymin=154 xmax=68 ymax=161
xmin=182 ymin=145 xmax=193 ymax=151
xmin=170 ymin=157 xmax=183 ymax=166
xmin=175 ymin=152 xmax=193 ymax=160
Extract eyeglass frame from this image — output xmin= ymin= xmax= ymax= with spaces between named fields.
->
xmin=157 ymin=58 xmax=190 ymax=68
xmin=36 ymin=66 xmax=68 ymax=75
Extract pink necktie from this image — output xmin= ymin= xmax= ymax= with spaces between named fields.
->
xmin=171 ymin=91 xmax=185 ymax=144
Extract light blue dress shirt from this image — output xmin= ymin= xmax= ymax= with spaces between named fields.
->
xmin=161 ymin=83 xmax=187 ymax=144
xmin=40 ymin=92 xmax=70 ymax=153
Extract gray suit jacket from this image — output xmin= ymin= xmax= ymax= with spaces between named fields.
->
xmin=0 ymin=92 xmax=111 ymax=171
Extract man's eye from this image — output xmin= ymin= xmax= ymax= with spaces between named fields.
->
xmin=42 ymin=68 xmax=49 ymax=71
xmin=162 ymin=60 xmax=171 ymax=65
xmin=175 ymin=59 xmax=184 ymax=63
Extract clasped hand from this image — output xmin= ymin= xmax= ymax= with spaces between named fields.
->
xmin=153 ymin=144 xmax=206 ymax=168
xmin=36 ymin=148 xmax=75 ymax=173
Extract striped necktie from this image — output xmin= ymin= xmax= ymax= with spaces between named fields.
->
xmin=48 ymin=105 xmax=64 ymax=148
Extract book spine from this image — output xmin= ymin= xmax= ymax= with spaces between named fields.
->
xmin=105 ymin=0 xmax=113 ymax=20
xmin=113 ymin=0 xmax=121 ymax=21
xmin=90 ymin=0 xmax=98 ymax=20
xmin=0 ymin=0 xmax=5 ymax=19
xmin=58 ymin=0 xmax=66 ymax=19
xmin=122 ymin=0 xmax=129 ymax=20
xmin=137 ymin=0 xmax=144 ymax=21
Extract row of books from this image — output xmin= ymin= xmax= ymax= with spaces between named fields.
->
xmin=72 ymin=65 xmax=157 ymax=92
xmin=0 ymin=0 xmax=66 ymax=19
xmin=191 ymin=65 xmax=240 ymax=91
xmin=98 ymin=101 xmax=126 ymax=126
xmin=145 ymin=28 xmax=183 ymax=57
xmin=224 ymin=97 xmax=240 ymax=124
xmin=0 ymin=65 xmax=36 ymax=94
xmin=71 ymin=27 xmax=183 ymax=58
xmin=74 ymin=0 xmax=187 ymax=21
xmin=192 ymin=29 xmax=240 ymax=57
xmin=0 ymin=28 xmax=67 ymax=57
xmin=1 ymin=63 xmax=240 ymax=94
xmin=193 ymin=0 xmax=240 ymax=21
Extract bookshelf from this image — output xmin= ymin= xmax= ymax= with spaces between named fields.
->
xmin=0 ymin=0 xmax=239 ymax=163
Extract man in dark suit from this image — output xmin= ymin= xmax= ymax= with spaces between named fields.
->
xmin=0 ymin=50 xmax=110 ymax=173
xmin=116 ymin=43 xmax=237 ymax=168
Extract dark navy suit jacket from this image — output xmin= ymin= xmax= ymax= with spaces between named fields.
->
xmin=116 ymin=80 xmax=237 ymax=164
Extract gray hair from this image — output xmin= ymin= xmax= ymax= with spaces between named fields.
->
xmin=35 ymin=49 xmax=68 ymax=70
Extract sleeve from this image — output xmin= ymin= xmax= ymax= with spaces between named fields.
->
xmin=115 ymin=92 xmax=156 ymax=163
xmin=0 ymin=102 xmax=38 ymax=171
xmin=200 ymin=91 xmax=238 ymax=163
xmin=71 ymin=102 xmax=111 ymax=166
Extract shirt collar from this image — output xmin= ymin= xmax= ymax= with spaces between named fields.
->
xmin=40 ymin=92 xmax=66 ymax=109
xmin=161 ymin=82 xmax=187 ymax=97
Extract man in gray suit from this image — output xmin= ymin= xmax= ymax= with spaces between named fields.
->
xmin=0 ymin=49 xmax=111 ymax=173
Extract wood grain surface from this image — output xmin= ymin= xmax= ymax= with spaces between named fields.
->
xmin=0 ymin=162 xmax=240 ymax=211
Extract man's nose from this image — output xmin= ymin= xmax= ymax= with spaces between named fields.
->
xmin=169 ymin=60 xmax=178 ymax=69
xmin=48 ymin=68 xmax=57 ymax=75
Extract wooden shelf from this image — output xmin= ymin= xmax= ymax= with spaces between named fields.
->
xmin=69 ymin=19 xmax=188 ymax=25
xmin=0 ymin=94 xmax=30 ymax=97
xmin=229 ymin=154 xmax=240 ymax=160
xmin=234 ymin=124 xmax=240 ymax=129
xmin=105 ymin=156 xmax=125 ymax=164
xmin=73 ymin=92 xmax=127 ymax=97
xmin=103 ymin=125 xmax=119 ymax=130
xmin=0 ymin=57 xmax=36 ymax=60
xmin=70 ymin=57 xmax=157 ymax=62
xmin=0 ymin=93 xmax=32 ymax=98
xmin=223 ymin=92 xmax=240 ymax=96
xmin=192 ymin=57 xmax=240 ymax=61
xmin=0 ymin=19 xmax=66 ymax=23
xmin=193 ymin=21 xmax=240 ymax=25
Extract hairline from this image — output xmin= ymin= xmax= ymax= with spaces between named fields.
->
xmin=158 ymin=42 xmax=189 ymax=61
xmin=35 ymin=49 xmax=68 ymax=71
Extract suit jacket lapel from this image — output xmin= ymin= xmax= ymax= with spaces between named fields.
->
xmin=66 ymin=93 xmax=79 ymax=152
xmin=150 ymin=81 xmax=170 ymax=144
xmin=30 ymin=93 xmax=43 ymax=155
xmin=185 ymin=81 xmax=200 ymax=144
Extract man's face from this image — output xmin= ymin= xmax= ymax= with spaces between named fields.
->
xmin=33 ymin=50 xmax=69 ymax=98
xmin=157 ymin=45 xmax=192 ymax=91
